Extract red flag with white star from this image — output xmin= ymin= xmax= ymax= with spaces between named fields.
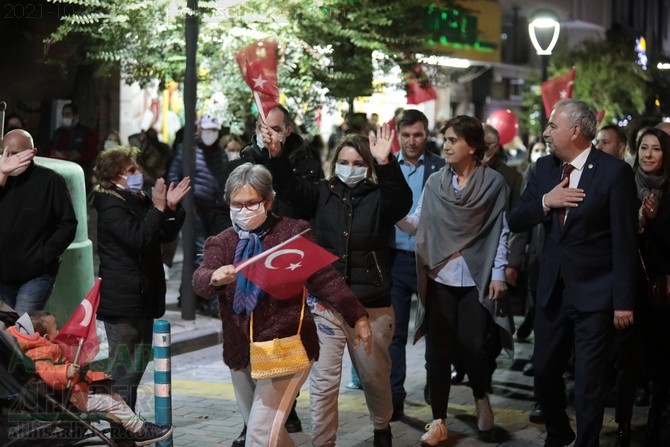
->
xmin=235 ymin=230 xmax=338 ymax=299
xmin=541 ymin=67 xmax=576 ymax=118
xmin=54 ymin=278 xmax=101 ymax=365
xmin=405 ymin=64 xmax=438 ymax=105
xmin=235 ymin=38 xmax=281 ymax=121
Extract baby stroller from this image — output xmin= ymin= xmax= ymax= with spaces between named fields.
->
xmin=0 ymin=304 xmax=132 ymax=447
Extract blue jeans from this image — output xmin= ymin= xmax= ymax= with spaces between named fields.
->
xmin=0 ymin=275 xmax=56 ymax=314
xmin=104 ymin=319 xmax=154 ymax=412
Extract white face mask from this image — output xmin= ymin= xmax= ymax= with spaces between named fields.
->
xmin=530 ymin=149 xmax=545 ymax=163
xmin=201 ymin=130 xmax=219 ymax=146
xmin=61 ymin=117 xmax=73 ymax=128
xmin=104 ymin=139 xmax=119 ymax=150
xmin=335 ymin=164 xmax=368 ymax=187
xmin=226 ymin=150 xmax=241 ymax=161
xmin=122 ymin=173 xmax=144 ymax=192
xmin=9 ymin=165 xmax=28 ymax=177
xmin=230 ymin=203 xmax=266 ymax=231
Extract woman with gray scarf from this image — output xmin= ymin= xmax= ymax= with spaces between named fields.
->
xmin=397 ymin=115 xmax=512 ymax=445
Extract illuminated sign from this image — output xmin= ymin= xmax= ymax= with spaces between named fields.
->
xmin=422 ymin=0 xmax=501 ymax=63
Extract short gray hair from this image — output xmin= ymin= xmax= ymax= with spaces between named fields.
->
xmin=554 ymin=99 xmax=598 ymax=141
xmin=224 ymin=163 xmax=275 ymax=203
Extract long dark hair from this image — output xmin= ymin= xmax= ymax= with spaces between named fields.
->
xmin=634 ymin=127 xmax=670 ymax=181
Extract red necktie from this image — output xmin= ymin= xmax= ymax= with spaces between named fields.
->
xmin=557 ymin=163 xmax=575 ymax=231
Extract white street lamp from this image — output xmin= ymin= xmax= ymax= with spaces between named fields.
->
xmin=528 ymin=11 xmax=560 ymax=131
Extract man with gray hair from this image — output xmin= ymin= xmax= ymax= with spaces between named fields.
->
xmin=510 ymin=99 xmax=638 ymax=447
xmin=0 ymin=129 xmax=77 ymax=313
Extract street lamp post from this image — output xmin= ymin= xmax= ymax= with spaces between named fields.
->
xmin=529 ymin=12 xmax=560 ymax=133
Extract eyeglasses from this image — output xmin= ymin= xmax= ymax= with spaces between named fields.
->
xmin=229 ymin=201 xmax=263 ymax=212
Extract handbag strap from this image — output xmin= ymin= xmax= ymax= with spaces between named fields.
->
xmin=639 ymin=249 xmax=650 ymax=282
xmin=249 ymin=287 xmax=306 ymax=342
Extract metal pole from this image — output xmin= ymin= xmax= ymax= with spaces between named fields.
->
xmin=153 ymin=320 xmax=172 ymax=447
xmin=539 ymin=54 xmax=549 ymax=134
xmin=181 ymin=0 xmax=198 ymax=320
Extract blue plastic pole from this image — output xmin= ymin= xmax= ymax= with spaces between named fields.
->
xmin=153 ymin=319 xmax=173 ymax=447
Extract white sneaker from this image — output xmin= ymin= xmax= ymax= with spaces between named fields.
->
xmin=475 ymin=395 xmax=494 ymax=431
xmin=420 ymin=418 xmax=448 ymax=446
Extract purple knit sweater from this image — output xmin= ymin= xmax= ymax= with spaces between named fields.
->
xmin=192 ymin=216 xmax=368 ymax=370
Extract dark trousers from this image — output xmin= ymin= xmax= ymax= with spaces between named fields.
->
xmin=105 ymin=319 xmax=154 ymax=411
xmin=389 ymin=249 xmax=418 ymax=402
xmin=610 ymin=324 xmax=638 ymax=424
xmin=425 ymin=280 xmax=496 ymax=420
xmin=534 ymin=284 xmax=613 ymax=447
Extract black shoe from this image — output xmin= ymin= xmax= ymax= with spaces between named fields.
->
xmin=522 ymin=361 xmax=535 ymax=377
xmin=424 ymin=383 xmax=431 ymax=405
xmin=373 ymin=426 xmax=392 ymax=447
xmin=285 ymin=407 xmax=302 ymax=433
xmin=451 ymin=367 xmax=465 ymax=384
xmin=615 ymin=423 xmax=631 ymax=447
xmin=516 ymin=317 xmax=533 ymax=340
xmin=543 ymin=432 xmax=575 ymax=447
xmin=232 ymin=426 xmax=246 ymax=447
xmin=391 ymin=399 xmax=404 ymax=421
xmin=128 ymin=422 xmax=173 ymax=446
xmin=529 ymin=403 xmax=545 ymax=424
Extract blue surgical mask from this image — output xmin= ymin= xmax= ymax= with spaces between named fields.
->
xmin=335 ymin=164 xmax=368 ymax=187
xmin=122 ymin=173 xmax=144 ymax=192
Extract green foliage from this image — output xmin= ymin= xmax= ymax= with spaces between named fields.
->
xmin=43 ymin=0 xmax=462 ymax=132
xmin=523 ymin=34 xmax=650 ymax=135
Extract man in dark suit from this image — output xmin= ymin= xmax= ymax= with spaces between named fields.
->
xmin=389 ymin=109 xmax=445 ymax=420
xmin=509 ymin=99 xmax=638 ymax=447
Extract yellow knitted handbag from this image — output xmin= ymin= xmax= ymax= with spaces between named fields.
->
xmin=249 ymin=288 xmax=310 ymax=380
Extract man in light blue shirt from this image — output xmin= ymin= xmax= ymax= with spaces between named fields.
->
xmin=389 ymin=110 xmax=444 ymax=420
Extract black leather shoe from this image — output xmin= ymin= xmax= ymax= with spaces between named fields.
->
xmin=391 ymin=399 xmax=404 ymax=421
xmin=615 ymin=422 xmax=631 ymax=447
xmin=232 ymin=425 xmax=246 ymax=447
xmin=516 ymin=316 xmax=533 ymax=340
xmin=285 ymin=406 xmax=302 ymax=433
xmin=543 ymin=432 xmax=575 ymax=447
xmin=424 ymin=383 xmax=431 ymax=405
xmin=373 ymin=426 xmax=392 ymax=447
xmin=529 ymin=403 xmax=545 ymax=424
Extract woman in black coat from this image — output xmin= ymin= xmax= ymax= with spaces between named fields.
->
xmin=93 ymin=146 xmax=190 ymax=410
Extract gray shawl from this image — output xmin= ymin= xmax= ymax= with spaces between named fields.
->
xmin=414 ymin=164 xmax=514 ymax=356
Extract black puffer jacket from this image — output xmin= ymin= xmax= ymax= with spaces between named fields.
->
xmin=212 ymin=132 xmax=323 ymax=232
xmin=311 ymin=159 xmax=412 ymax=307
xmin=94 ymin=187 xmax=185 ymax=320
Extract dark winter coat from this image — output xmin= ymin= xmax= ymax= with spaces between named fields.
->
xmin=168 ymin=140 xmax=226 ymax=208
xmin=94 ymin=186 xmax=185 ymax=320
xmin=310 ymin=159 xmax=412 ymax=307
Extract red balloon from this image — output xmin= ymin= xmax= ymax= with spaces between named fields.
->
xmin=486 ymin=109 xmax=519 ymax=146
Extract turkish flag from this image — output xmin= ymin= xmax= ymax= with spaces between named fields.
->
xmin=235 ymin=230 xmax=338 ymax=299
xmin=542 ymin=67 xmax=576 ymax=118
xmin=406 ymin=64 xmax=438 ymax=105
xmin=235 ymin=38 xmax=281 ymax=120
xmin=54 ymin=278 xmax=101 ymax=365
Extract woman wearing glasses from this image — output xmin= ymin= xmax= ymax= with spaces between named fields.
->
xmin=193 ymin=163 xmax=371 ymax=447
xmin=93 ymin=146 xmax=190 ymax=411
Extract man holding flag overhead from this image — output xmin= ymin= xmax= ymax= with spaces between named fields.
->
xmin=213 ymin=39 xmax=322 ymax=236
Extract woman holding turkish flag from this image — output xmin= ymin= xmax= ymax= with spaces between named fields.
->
xmin=193 ymin=163 xmax=371 ymax=447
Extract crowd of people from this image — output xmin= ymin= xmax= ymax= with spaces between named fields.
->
xmin=2 ymin=98 xmax=670 ymax=447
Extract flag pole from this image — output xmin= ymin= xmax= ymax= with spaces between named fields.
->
xmin=67 ymin=337 xmax=85 ymax=388
xmin=253 ymin=90 xmax=267 ymax=123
